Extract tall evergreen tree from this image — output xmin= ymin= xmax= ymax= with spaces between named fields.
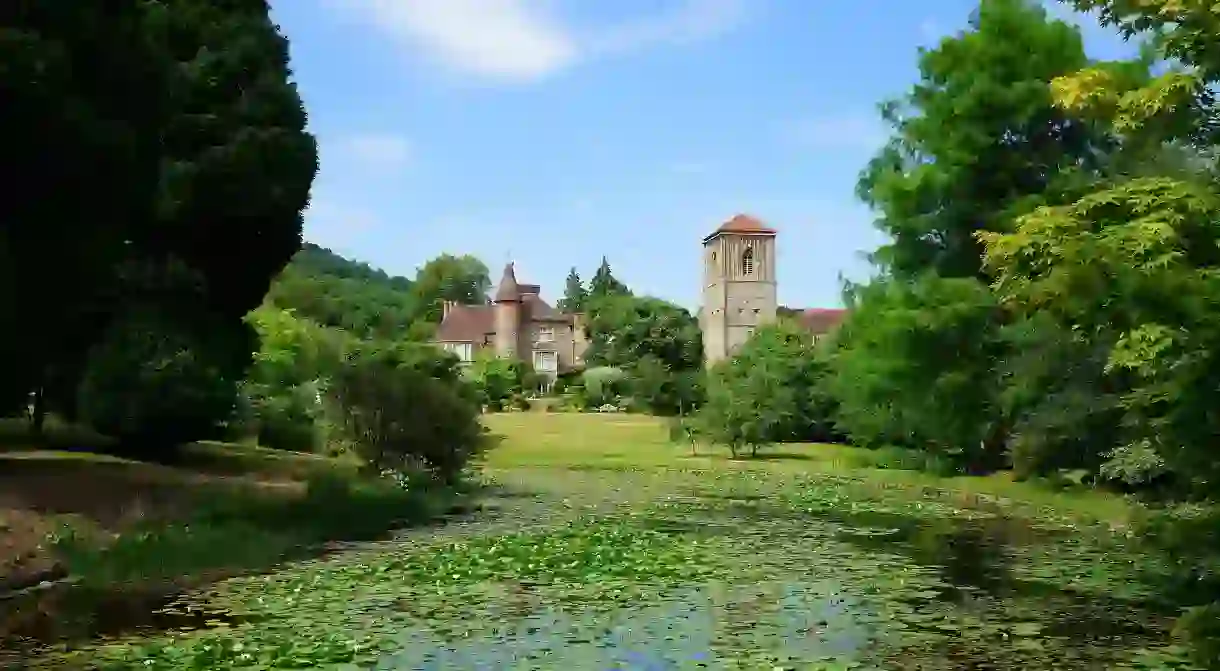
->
xmin=588 ymin=257 xmax=631 ymax=300
xmin=557 ymin=267 xmax=588 ymax=313
xmin=0 ymin=1 xmax=170 ymax=418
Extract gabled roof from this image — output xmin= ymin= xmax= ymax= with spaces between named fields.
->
xmin=794 ymin=308 xmax=847 ymax=334
xmin=523 ymin=294 xmax=570 ymax=322
xmin=435 ymin=304 xmax=493 ymax=342
xmin=703 ymin=213 xmax=777 ymax=243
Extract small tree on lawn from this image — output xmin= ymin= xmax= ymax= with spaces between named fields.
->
xmin=700 ymin=356 xmax=796 ymax=458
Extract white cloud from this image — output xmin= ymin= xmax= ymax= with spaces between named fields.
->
xmin=586 ymin=0 xmax=748 ymax=56
xmin=331 ymin=132 xmax=413 ymax=166
xmin=338 ymin=0 xmax=577 ymax=81
xmin=330 ymin=0 xmax=749 ymax=83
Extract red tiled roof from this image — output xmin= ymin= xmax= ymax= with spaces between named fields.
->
xmin=440 ymin=261 xmax=577 ymax=342
xmin=523 ymin=294 xmax=570 ymax=322
xmin=795 ymin=308 xmax=847 ymax=334
xmin=435 ymin=304 xmax=493 ymax=342
xmin=704 ymin=213 xmax=777 ymax=242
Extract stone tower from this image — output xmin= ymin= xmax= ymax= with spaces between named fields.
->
xmin=493 ymin=262 xmax=521 ymax=358
xmin=700 ymin=214 xmax=778 ymax=364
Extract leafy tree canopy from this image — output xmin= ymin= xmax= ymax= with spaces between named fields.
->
xmin=857 ymin=0 xmax=1131 ymax=280
xmin=583 ymin=295 xmax=702 ymax=373
xmin=0 ymin=1 xmax=170 ymax=414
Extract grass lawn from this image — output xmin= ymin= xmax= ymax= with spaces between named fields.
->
xmin=482 ymin=412 xmax=1135 ymax=527
xmin=16 ymin=412 xmax=1191 ymax=671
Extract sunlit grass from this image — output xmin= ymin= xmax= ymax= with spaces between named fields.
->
xmin=481 ymin=412 xmax=1134 ymax=526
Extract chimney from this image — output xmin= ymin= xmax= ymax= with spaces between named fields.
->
xmin=442 ymin=300 xmax=458 ymax=319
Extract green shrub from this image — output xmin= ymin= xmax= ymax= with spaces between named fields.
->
xmin=250 ymin=383 xmax=324 ymax=453
xmin=466 ymin=352 xmax=535 ymax=410
xmin=76 ymin=307 xmax=241 ymax=457
xmin=329 ymin=343 xmax=487 ymax=484
xmin=581 ymin=366 xmax=625 ymax=407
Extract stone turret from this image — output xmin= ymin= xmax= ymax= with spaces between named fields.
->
xmin=493 ymin=262 xmax=521 ymax=358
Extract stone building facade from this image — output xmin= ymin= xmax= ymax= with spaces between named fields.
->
xmin=433 ymin=262 xmax=588 ymax=387
xmin=699 ymin=214 xmax=846 ymax=363
xmin=433 ymin=214 xmax=846 ymax=378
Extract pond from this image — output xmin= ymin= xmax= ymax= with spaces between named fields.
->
xmin=11 ymin=467 xmax=1198 ymax=670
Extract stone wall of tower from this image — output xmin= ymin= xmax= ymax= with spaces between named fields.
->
xmin=701 ymin=237 xmax=728 ymax=364
xmin=701 ymin=232 xmax=777 ymax=364
xmin=494 ymin=300 xmax=519 ymax=357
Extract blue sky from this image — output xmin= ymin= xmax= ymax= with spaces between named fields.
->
xmin=271 ymin=0 xmax=1133 ymax=310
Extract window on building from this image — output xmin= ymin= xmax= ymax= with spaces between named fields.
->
xmin=742 ymin=247 xmax=754 ymax=275
xmin=537 ymin=326 xmax=554 ymax=342
xmin=442 ymin=342 xmax=473 ymax=362
xmin=533 ymin=351 xmax=557 ymax=372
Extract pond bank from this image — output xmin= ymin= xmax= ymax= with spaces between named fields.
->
xmin=0 ymin=441 xmax=468 ymax=665
xmin=16 ymin=414 xmax=1199 ymax=670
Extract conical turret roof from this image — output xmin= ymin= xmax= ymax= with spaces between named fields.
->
xmin=494 ymin=262 xmax=521 ymax=302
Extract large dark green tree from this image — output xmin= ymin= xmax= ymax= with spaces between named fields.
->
xmin=0 ymin=2 xmax=169 ymax=418
xmin=134 ymin=0 xmax=318 ymax=323
xmin=828 ymin=275 xmax=1008 ymax=469
xmin=857 ymin=0 xmax=1121 ymax=280
xmin=73 ymin=0 xmax=318 ymax=448
xmin=831 ymin=0 xmax=1138 ymax=471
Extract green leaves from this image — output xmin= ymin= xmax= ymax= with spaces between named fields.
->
xmin=698 ymin=321 xmax=835 ymax=456
xmin=583 ymin=294 xmax=703 ymax=373
xmin=556 ymin=267 xmax=589 ymax=313
xmin=859 ymin=0 xmax=1115 ymax=280
xmin=828 ymin=275 xmax=1005 ymax=465
xmin=466 ymin=352 xmax=534 ymax=410
xmin=394 ymin=521 xmax=712 ymax=587
xmin=328 ymin=341 xmax=486 ymax=483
